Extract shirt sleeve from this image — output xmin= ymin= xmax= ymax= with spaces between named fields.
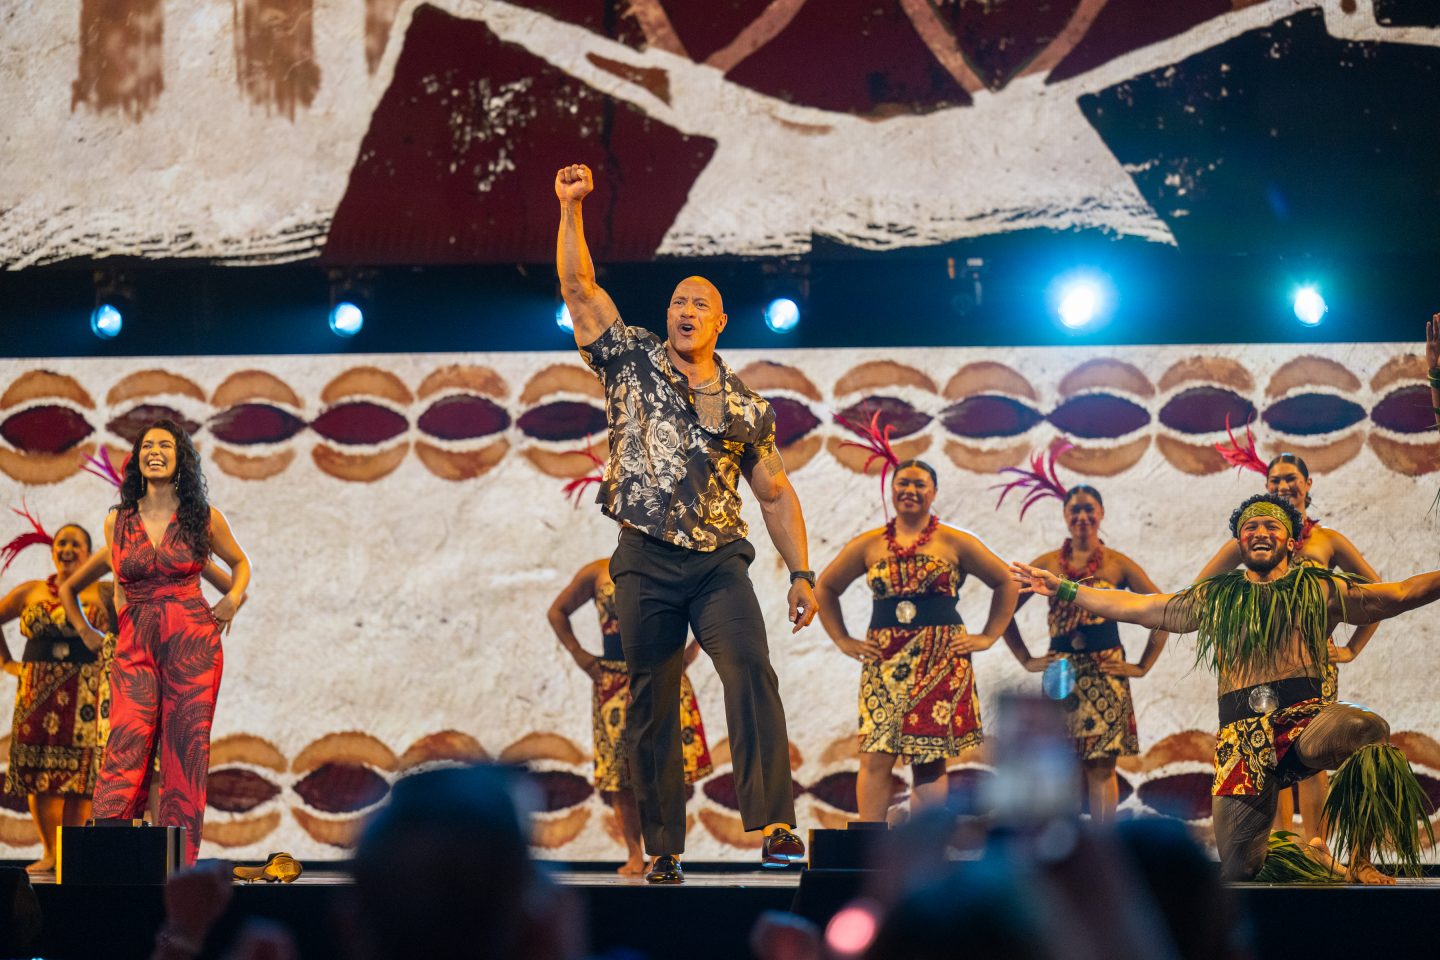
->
xmin=742 ymin=400 xmax=780 ymax=471
xmin=578 ymin=318 xmax=647 ymax=375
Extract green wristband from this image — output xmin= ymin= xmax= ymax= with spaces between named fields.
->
xmin=1057 ymin=579 xmax=1078 ymax=603
xmin=1429 ymin=367 xmax=1440 ymax=387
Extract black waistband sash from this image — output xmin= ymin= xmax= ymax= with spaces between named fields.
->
xmin=22 ymin=633 xmax=98 ymax=664
xmin=1218 ymin=676 xmax=1325 ymax=727
xmin=869 ymin=595 xmax=964 ymax=631
xmin=1048 ymin=620 xmax=1121 ymax=654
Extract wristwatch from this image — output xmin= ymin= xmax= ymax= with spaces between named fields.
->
xmin=789 ymin=570 xmax=816 ymax=587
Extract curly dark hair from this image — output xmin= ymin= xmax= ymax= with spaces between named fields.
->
xmin=1228 ymin=493 xmax=1302 ymax=540
xmin=117 ymin=419 xmax=210 ymax=559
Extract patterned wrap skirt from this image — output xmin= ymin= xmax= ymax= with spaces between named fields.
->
xmin=591 ymin=658 xmax=713 ymax=792
xmin=5 ymin=633 xmax=115 ymax=797
xmin=1213 ymin=696 xmax=1325 ymax=796
xmin=858 ymin=624 xmax=982 ymax=764
xmin=1057 ymin=648 xmax=1140 ymax=761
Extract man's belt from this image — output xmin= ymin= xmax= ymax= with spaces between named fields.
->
xmin=869 ymin=595 xmax=963 ymax=631
xmin=1218 ymin=676 xmax=1324 ymax=727
xmin=1048 ymin=620 xmax=1121 ymax=654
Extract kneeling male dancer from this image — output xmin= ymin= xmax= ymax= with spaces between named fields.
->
xmin=1011 ymin=494 xmax=1437 ymax=883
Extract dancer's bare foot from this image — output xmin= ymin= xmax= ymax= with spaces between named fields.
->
xmin=1346 ymin=854 xmax=1396 ymax=886
xmin=617 ymin=854 xmax=646 ymax=877
xmin=1304 ymin=838 xmax=1344 ymax=877
xmin=25 ymin=855 xmax=55 ymax=874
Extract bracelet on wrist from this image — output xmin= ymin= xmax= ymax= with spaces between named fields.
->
xmin=1428 ymin=367 xmax=1440 ymax=387
xmin=1057 ymin=579 xmax=1079 ymax=603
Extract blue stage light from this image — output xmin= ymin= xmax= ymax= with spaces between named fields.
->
xmin=329 ymin=301 xmax=364 ymax=337
xmin=1057 ymin=280 xmax=1101 ymax=329
xmin=556 ymin=303 xmax=574 ymax=333
xmin=90 ymin=303 xmax=123 ymax=339
xmin=1293 ymin=287 xmax=1326 ymax=326
xmin=764 ymin=297 xmax=800 ymax=333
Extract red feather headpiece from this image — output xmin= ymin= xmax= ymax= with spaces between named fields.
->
xmin=561 ymin=449 xmax=606 ymax=508
xmin=1214 ymin=415 xmax=1266 ymax=476
xmin=993 ymin=439 xmax=1073 ymax=520
xmin=0 ymin=502 xmax=53 ymax=578
xmin=82 ymin=447 xmax=125 ymax=488
xmin=834 ymin=407 xmax=902 ymax=517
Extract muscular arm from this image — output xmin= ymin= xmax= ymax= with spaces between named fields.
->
xmin=1193 ymin=540 xmax=1241 ymax=583
xmin=815 ymin=534 xmax=882 ymax=660
xmin=744 ymin=449 xmax=815 ymax=631
xmin=58 ymin=549 xmax=113 ymax=650
xmin=1332 ymin=571 xmax=1440 ymax=627
xmin=1010 ymin=561 xmax=1197 ymax=633
xmin=0 ymin=582 xmax=32 ymax=669
xmin=1116 ymin=554 xmax=1171 ymax=675
xmin=1326 ymin=530 xmax=1381 ymax=659
xmin=208 ymin=508 xmax=251 ymax=610
xmin=555 ymin=164 xmax=621 ymax=347
xmin=547 ymin=563 xmax=601 ymax=671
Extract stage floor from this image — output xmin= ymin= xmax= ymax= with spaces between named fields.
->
xmin=20 ymin=864 xmax=1440 ymax=960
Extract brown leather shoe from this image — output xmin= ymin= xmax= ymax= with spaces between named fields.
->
xmin=761 ymin=828 xmax=805 ymax=868
xmin=645 ymin=854 xmax=684 ymax=884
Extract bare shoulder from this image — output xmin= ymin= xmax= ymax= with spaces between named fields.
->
xmin=1030 ymin=549 xmax=1061 ymax=571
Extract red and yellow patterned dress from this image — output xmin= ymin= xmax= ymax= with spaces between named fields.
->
xmin=4 ymin=577 xmax=113 ymax=797
xmin=591 ymin=580 xmax=713 ymax=792
xmin=1047 ymin=578 xmax=1139 ymax=760
xmin=858 ymin=553 xmax=982 ymax=763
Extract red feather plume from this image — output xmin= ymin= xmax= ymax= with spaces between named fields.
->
xmin=561 ymin=449 xmax=606 ymax=508
xmin=82 ymin=447 xmax=124 ymax=488
xmin=1214 ymin=415 xmax=1266 ymax=476
xmin=1 ymin=501 xmax=53 ymax=578
xmin=992 ymin=439 xmax=1073 ymax=520
xmin=834 ymin=407 xmax=902 ymax=518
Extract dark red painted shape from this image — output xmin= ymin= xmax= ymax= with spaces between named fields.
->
xmin=324 ymin=5 xmax=716 ymax=264
xmin=0 ymin=405 xmax=94 ymax=454
xmin=768 ymin=396 xmax=821 ymax=447
xmin=1046 ymin=0 xmax=1232 ymax=85
xmin=1135 ymin=772 xmax=1213 ymax=821
xmin=1158 ymin=386 xmax=1256 ymax=435
xmin=528 ymin=768 xmax=595 ymax=812
xmin=419 ymin=395 xmax=513 ymax=441
xmin=1262 ymin=393 xmax=1366 ymax=437
xmin=940 ymin=395 xmax=1043 ymax=438
xmin=515 ymin=400 xmax=604 ymax=442
xmin=837 ymin=396 xmax=932 ymax=440
xmin=293 ymin=763 xmax=391 ymax=814
xmin=940 ymin=0 xmax=1081 ymax=91
xmin=310 ymin=402 xmax=409 ymax=446
xmin=665 ymin=0 xmax=775 ymax=64
xmin=207 ymin=767 xmax=282 ymax=813
xmin=1047 ymin=393 xmax=1150 ymax=439
xmin=208 ymin=403 xmax=307 ymax=445
xmin=107 ymin=405 xmax=201 ymax=444
xmin=1371 ymin=385 xmax=1435 ymax=434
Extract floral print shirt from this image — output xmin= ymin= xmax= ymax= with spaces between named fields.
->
xmin=580 ymin=319 xmax=778 ymax=552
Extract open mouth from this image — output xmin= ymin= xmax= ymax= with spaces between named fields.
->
xmin=677 ymin=322 xmax=696 ymax=336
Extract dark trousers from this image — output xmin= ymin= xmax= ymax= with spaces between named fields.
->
xmin=610 ymin=528 xmax=797 ymax=854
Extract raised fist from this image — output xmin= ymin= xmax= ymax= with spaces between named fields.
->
xmin=555 ymin=164 xmax=594 ymax=203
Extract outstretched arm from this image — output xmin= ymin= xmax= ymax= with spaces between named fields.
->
xmin=1101 ymin=554 xmax=1171 ymax=678
xmin=547 ymin=563 xmax=604 ymax=680
xmin=1332 ymin=571 xmax=1440 ymax=627
xmin=815 ymin=535 xmax=882 ymax=662
xmin=1326 ymin=531 xmax=1380 ymax=661
xmin=1010 ymin=561 xmax=1196 ymax=633
xmin=555 ymin=164 xmax=621 ymax=347
xmin=744 ymin=447 xmax=815 ymax=633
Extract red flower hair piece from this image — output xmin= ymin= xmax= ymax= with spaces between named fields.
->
xmin=1 ymin=502 xmax=53 ymax=578
xmin=834 ymin=407 xmax=901 ymax=517
xmin=993 ymin=439 xmax=1073 ymax=520
xmin=82 ymin=447 xmax=125 ymax=488
xmin=561 ymin=449 xmax=606 ymax=508
xmin=1214 ymin=415 xmax=1267 ymax=476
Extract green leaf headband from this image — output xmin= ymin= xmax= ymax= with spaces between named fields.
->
xmin=1236 ymin=501 xmax=1294 ymax=538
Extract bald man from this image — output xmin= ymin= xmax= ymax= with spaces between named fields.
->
xmin=555 ymin=164 xmax=815 ymax=883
